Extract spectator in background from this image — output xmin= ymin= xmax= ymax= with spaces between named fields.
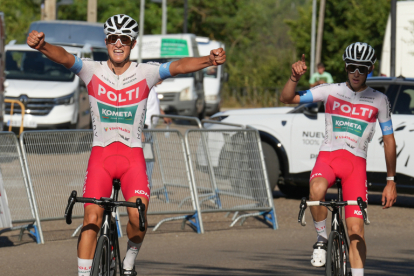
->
xmin=309 ymin=63 xmax=334 ymax=87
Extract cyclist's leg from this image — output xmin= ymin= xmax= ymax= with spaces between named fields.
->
xmin=77 ymin=147 xmax=113 ymax=275
xmin=309 ymin=152 xmax=336 ymax=227
xmin=119 ymin=147 xmax=150 ymax=272
xmin=309 ymin=152 xmax=336 ymax=267
xmin=339 ymin=152 xmax=367 ymax=274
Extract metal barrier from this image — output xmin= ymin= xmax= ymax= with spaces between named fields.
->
xmin=185 ymin=129 xmax=278 ymax=229
xmin=20 ymin=130 xmax=93 ymax=243
xmin=0 ymin=132 xmax=41 ymax=243
xmin=20 ymin=129 xmax=204 ymax=242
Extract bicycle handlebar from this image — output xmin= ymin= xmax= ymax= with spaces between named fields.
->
xmin=298 ymin=197 xmax=370 ymax=227
xmin=64 ymin=190 xmax=147 ymax=231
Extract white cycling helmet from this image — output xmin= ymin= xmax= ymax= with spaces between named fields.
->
xmin=342 ymin=42 xmax=377 ymax=66
xmin=104 ymin=14 xmax=139 ymax=40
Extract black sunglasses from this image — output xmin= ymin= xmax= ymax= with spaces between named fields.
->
xmin=346 ymin=64 xmax=370 ymax=74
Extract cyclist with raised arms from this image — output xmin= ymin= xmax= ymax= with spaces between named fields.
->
xmin=280 ymin=42 xmax=397 ymax=276
xmin=27 ymin=14 xmax=226 ymax=276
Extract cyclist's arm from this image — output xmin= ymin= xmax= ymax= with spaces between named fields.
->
xmin=378 ymin=94 xmax=397 ymax=208
xmin=381 ymin=133 xmax=397 ymax=208
xmin=281 ymin=54 xmax=307 ymax=104
xmin=168 ymin=48 xmax=225 ymax=77
xmin=27 ymin=30 xmax=75 ymax=69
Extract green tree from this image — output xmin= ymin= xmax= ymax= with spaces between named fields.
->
xmin=286 ymin=0 xmax=390 ymax=84
xmin=0 ymin=0 xmax=40 ymax=44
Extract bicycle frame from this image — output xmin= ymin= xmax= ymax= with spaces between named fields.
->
xmin=65 ymin=179 xmax=146 ymax=276
xmin=93 ymin=180 xmax=123 ymax=275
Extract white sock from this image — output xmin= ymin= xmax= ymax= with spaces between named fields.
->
xmin=123 ymin=240 xmax=142 ymax=270
xmin=78 ymin=258 xmax=92 ymax=276
xmin=351 ymin=268 xmax=364 ymax=276
xmin=314 ymin=219 xmax=328 ymax=242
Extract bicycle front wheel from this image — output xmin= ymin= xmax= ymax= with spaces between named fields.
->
xmin=91 ymin=236 xmax=110 ymax=276
xmin=325 ymin=231 xmax=343 ymax=276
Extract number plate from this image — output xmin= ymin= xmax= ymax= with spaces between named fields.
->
xmin=7 ymin=118 xmax=38 ymax=128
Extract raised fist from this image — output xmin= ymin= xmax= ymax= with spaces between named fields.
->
xmin=209 ymin=48 xmax=226 ymax=66
xmin=27 ymin=30 xmax=46 ymax=50
xmin=291 ymin=54 xmax=307 ymax=81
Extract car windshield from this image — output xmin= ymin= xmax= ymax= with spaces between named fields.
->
xmin=5 ymin=50 xmax=75 ymax=82
xmin=203 ymin=66 xmax=218 ymax=79
xmin=142 ymin=58 xmax=194 ymax=78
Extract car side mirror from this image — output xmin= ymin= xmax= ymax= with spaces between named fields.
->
xmin=303 ymin=104 xmax=318 ymax=118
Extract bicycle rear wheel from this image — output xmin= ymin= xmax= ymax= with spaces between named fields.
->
xmin=91 ymin=236 xmax=109 ymax=276
xmin=325 ymin=231 xmax=343 ymax=276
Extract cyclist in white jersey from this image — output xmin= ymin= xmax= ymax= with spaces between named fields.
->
xmin=280 ymin=43 xmax=397 ymax=276
xmin=27 ymin=14 xmax=226 ymax=276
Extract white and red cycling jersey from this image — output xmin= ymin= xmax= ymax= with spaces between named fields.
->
xmin=299 ymin=83 xmax=394 ymax=219
xmin=69 ymin=56 xmax=172 ymax=202
xmin=71 ymin=56 xmax=171 ymax=148
xmin=299 ymin=82 xmax=393 ymax=159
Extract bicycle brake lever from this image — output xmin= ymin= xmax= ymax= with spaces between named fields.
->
xmin=136 ymin=198 xmax=146 ymax=232
xmin=65 ymin=190 xmax=77 ymax=225
xmin=298 ymin=197 xmax=307 ymax=226
xmin=357 ymin=197 xmax=370 ymax=225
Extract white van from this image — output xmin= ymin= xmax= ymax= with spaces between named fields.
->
xmin=196 ymin=37 xmax=227 ymax=115
xmin=4 ymin=43 xmax=91 ymax=129
xmin=130 ymin=34 xmax=205 ymax=118
xmin=380 ymin=0 xmax=414 ymax=78
xmin=28 ymin=20 xmax=108 ymax=61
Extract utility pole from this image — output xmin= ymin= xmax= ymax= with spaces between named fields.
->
xmin=138 ymin=0 xmax=146 ymax=63
xmin=87 ymin=0 xmax=97 ymax=23
xmin=315 ymin=0 xmax=326 ymax=67
xmin=43 ymin=0 xmax=56 ymax=21
xmin=390 ymin=0 xmax=396 ymax=77
xmin=310 ymin=0 xmax=317 ymax=76
xmin=183 ymin=0 xmax=188 ymax=33
xmin=162 ymin=0 xmax=167 ymax=35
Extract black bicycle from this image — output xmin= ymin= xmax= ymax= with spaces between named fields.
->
xmin=298 ymin=179 xmax=370 ymax=276
xmin=64 ymin=179 xmax=146 ymax=276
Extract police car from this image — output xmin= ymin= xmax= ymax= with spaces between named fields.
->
xmin=209 ymin=77 xmax=414 ymax=197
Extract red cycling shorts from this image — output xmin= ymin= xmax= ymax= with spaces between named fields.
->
xmin=310 ymin=149 xmax=368 ymax=219
xmin=82 ymin=142 xmax=150 ymax=207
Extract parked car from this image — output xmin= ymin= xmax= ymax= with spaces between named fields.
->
xmin=4 ymin=43 xmax=92 ymax=129
xmin=207 ymin=77 xmax=414 ymax=197
xmin=28 ymin=20 xmax=108 ymax=61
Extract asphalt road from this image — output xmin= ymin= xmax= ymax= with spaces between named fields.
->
xmin=1 ymin=189 xmax=414 ymax=276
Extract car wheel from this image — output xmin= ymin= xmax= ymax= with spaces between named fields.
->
xmin=261 ymin=141 xmax=280 ymax=191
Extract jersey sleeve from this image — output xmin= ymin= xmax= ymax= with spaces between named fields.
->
xmin=378 ymin=94 xmax=393 ymax=135
xmin=297 ymin=83 xmax=332 ymax=104
xmin=69 ymin=55 xmax=95 ymax=84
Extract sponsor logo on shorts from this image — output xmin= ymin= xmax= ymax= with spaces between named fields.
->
xmin=311 ymin=173 xmax=322 ymax=179
xmin=135 ymin=190 xmax=150 ymax=198
xmin=354 ymin=210 xmax=362 ymax=216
